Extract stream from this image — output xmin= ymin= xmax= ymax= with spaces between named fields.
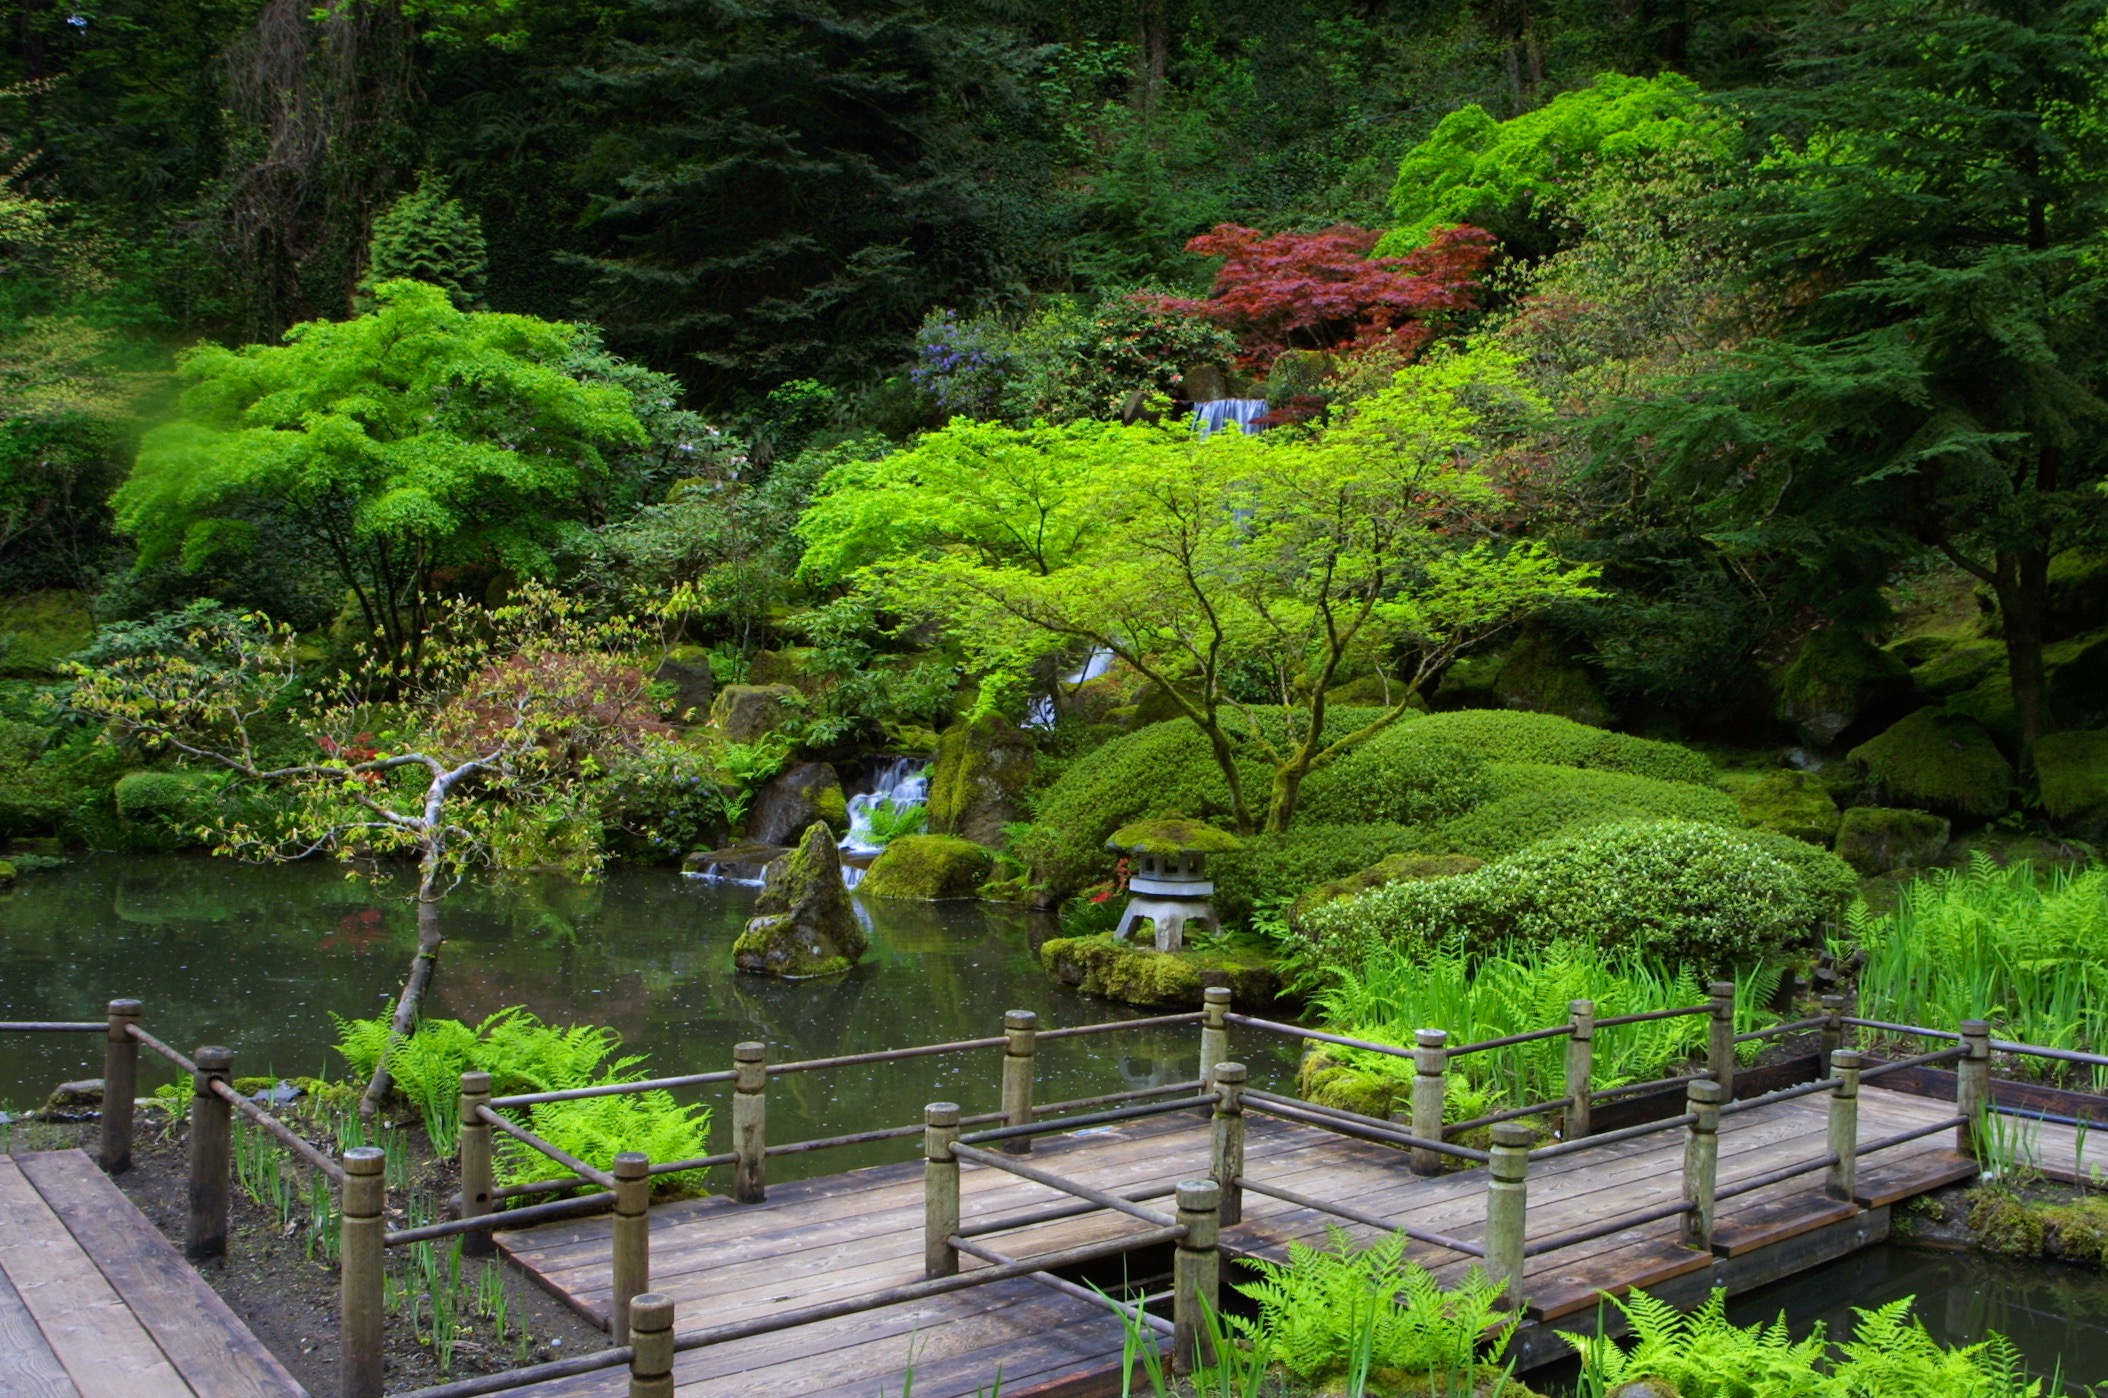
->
xmin=1 ymin=855 xmax=2105 ymax=1384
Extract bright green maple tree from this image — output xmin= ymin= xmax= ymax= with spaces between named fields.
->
xmin=799 ymin=345 xmax=1598 ymax=834
xmin=115 ymin=280 xmax=647 ymax=663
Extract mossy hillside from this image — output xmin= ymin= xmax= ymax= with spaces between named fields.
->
xmin=1736 ymin=770 xmax=1841 ymax=846
xmin=2037 ymin=729 xmax=2108 ymax=842
xmin=1848 ymin=708 xmax=2013 ymax=818
xmin=1421 ymin=762 xmax=1741 ymax=860
xmin=1040 ymin=933 xmax=1282 ymax=1008
xmin=0 ymin=591 xmax=95 ymax=678
xmin=855 ymin=834 xmax=994 ymax=900
xmin=1300 ymin=819 xmax=1857 ymax=971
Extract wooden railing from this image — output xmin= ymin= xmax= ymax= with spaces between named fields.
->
xmin=11 ymin=988 xmax=2106 ymax=1398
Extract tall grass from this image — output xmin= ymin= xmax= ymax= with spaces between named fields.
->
xmin=1308 ymin=941 xmax=1780 ymax=1116
xmin=1843 ymin=856 xmax=2108 ymax=1063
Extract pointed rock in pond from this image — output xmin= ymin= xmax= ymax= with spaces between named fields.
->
xmin=733 ymin=822 xmax=867 ymax=978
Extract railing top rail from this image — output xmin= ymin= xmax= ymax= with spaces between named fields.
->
xmin=1988 ymin=1039 xmax=2108 ymax=1069
xmin=1858 ymin=1045 xmax=1968 ymax=1079
xmin=1591 ymin=1004 xmax=1713 ymax=1029
xmin=1447 ymin=1024 xmax=1572 ymax=1057
xmin=0 ymin=1020 xmax=106 ymax=1033
xmin=489 ymin=1069 xmax=738 ymax=1109
xmin=1842 ymin=1016 xmax=1961 ymax=1041
xmin=126 ymin=1023 xmax=198 ymax=1076
xmin=1735 ymin=1014 xmax=1829 ymax=1044
xmin=958 ymin=1094 xmax=1213 ymax=1147
xmin=1529 ymin=1111 xmax=1699 ymax=1161
xmin=209 ymin=1078 xmax=348 ymax=1186
xmin=1223 ymin=1013 xmax=1415 ymax=1060
xmin=950 ymin=1142 xmax=1184 ymax=1229
xmin=1717 ymin=1075 xmax=1843 ymax=1117
xmin=1240 ymin=1088 xmax=1492 ymax=1163
xmin=1036 ymin=1011 xmax=1204 ymax=1040
xmin=1233 ymin=1174 xmax=1486 ymax=1258
xmin=475 ymin=1103 xmax=617 ymax=1189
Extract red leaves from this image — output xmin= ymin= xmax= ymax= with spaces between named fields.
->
xmin=1147 ymin=223 xmax=1497 ymax=370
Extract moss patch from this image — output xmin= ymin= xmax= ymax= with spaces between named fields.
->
xmin=1040 ymin=933 xmax=1282 ymax=1008
xmin=2037 ymin=729 xmax=2108 ymax=842
xmin=1778 ymin=627 xmax=1913 ymax=747
xmin=1968 ymin=1189 xmax=2108 ymax=1268
xmin=1848 ymin=708 xmax=2013 ymax=818
xmin=856 ymin=834 xmax=995 ymax=900
xmin=0 ymin=591 xmax=94 ymax=678
xmin=1106 ymin=816 xmax=1242 ymax=855
xmin=1909 ymin=637 xmax=2004 ymax=699
xmin=1833 ymin=805 xmax=1951 ymax=876
xmin=1736 ymin=770 xmax=1841 ymax=846
xmin=926 ymin=715 xmax=1034 ymax=846
xmin=1289 ymin=852 xmax=1485 ymax=930
xmin=1298 ymin=1048 xmax=1407 ymax=1119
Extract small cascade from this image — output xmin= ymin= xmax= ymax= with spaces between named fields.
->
xmin=839 ymin=757 xmax=932 ymax=887
xmin=1025 ymin=646 xmax=1115 ymax=730
xmin=1191 ymin=398 xmax=1269 ymax=438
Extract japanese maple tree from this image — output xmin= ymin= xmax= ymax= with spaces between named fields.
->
xmin=1151 ymin=223 xmax=1497 ymax=369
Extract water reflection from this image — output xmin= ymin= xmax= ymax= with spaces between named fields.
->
xmin=0 ymin=856 xmax=1295 ymax=1179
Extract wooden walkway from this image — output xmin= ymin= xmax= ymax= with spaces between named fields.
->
xmin=0 ymin=1150 xmax=307 ymax=1398
xmin=491 ymin=1084 xmax=1990 ymax=1398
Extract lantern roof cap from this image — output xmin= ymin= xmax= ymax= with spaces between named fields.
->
xmin=1105 ymin=817 xmax=1242 ymax=855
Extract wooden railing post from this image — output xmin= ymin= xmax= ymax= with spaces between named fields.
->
xmin=611 ymin=1152 xmax=651 ymax=1341
xmin=1957 ymin=1019 xmax=1992 ymax=1159
xmin=733 ymin=1041 xmax=767 ymax=1203
xmin=99 ymin=998 xmax=142 ymax=1174
xmin=923 ymin=1103 xmax=961 ymax=1279
xmin=457 ymin=1071 xmax=494 ymax=1258
xmin=187 ymin=1044 xmax=234 ymax=1261
xmin=340 ymin=1145 xmax=386 ymax=1398
xmin=1707 ymin=981 xmax=1737 ymax=1099
xmin=1680 ymin=1079 xmax=1721 ymax=1252
xmin=1410 ymin=1029 xmax=1448 ymax=1175
xmin=1819 ymin=994 xmax=1846 ymax=1074
xmin=1199 ymin=987 xmax=1231 ymax=1083
xmin=1209 ymin=1061 xmax=1246 ymax=1226
xmin=1563 ymin=999 xmax=1594 ymax=1141
xmin=1826 ymin=1051 xmax=1861 ymax=1203
xmin=1485 ymin=1124 xmax=1530 ymax=1308
xmin=1172 ymin=1179 xmax=1221 ymax=1375
xmin=1000 ymin=1009 xmax=1037 ymax=1155
xmin=627 ymin=1292 xmax=675 ymax=1398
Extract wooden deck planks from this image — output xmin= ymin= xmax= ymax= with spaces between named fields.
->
xmin=495 ymin=1083 xmax=1987 ymax=1396
xmin=0 ymin=1152 xmax=306 ymax=1398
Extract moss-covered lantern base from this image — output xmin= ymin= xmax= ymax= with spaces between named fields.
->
xmin=1039 ymin=933 xmax=1282 ymax=1009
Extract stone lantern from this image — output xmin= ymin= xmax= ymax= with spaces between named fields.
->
xmin=1104 ymin=818 xmax=1243 ymax=953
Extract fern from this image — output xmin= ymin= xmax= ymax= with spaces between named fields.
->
xmin=496 ymin=1091 xmax=713 ymax=1197
xmin=1236 ymin=1227 xmax=1512 ymax=1382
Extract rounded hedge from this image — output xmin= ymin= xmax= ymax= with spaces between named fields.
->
xmin=1402 ymin=710 xmax=1717 ymax=786
xmin=1423 ymin=762 xmax=1741 ymax=860
xmin=1299 ymin=818 xmax=1855 ymax=972
xmin=1210 ymin=822 xmax=1426 ymax=922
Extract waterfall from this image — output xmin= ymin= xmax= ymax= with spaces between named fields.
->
xmin=839 ymin=757 xmax=932 ymax=887
xmin=1024 ymin=646 xmax=1115 ymax=730
xmin=1191 ymin=398 xmax=1269 ymax=438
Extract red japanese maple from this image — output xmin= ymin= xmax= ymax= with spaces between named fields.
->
xmin=1149 ymin=222 xmax=1497 ymax=369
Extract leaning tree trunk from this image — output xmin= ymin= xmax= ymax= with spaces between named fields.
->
xmin=358 ymin=855 xmax=446 ymax=1120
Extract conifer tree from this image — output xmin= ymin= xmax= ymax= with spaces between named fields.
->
xmin=360 ymin=170 xmax=489 ymax=309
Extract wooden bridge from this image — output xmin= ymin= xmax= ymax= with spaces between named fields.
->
xmin=4 ymin=986 xmax=2104 ymax=1398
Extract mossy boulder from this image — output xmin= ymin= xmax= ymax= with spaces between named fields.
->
xmin=1299 ymin=1048 xmax=1407 ymax=1119
xmin=1969 ymin=1189 xmax=2108 ymax=1268
xmin=1736 ymin=770 xmax=1842 ymax=846
xmin=748 ymin=647 xmax=821 ymax=694
xmin=652 ymin=645 xmax=716 ymax=721
xmin=709 ymin=683 xmax=803 ymax=744
xmin=746 ymin=762 xmax=847 ymax=845
xmin=1777 ymin=627 xmax=1914 ymax=747
xmin=0 ymin=590 xmax=94 ymax=678
xmin=1833 ymin=806 xmax=1951 ymax=876
xmin=1040 ymin=933 xmax=1281 ymax=1008
xmin=1933 ymin=828 xmax=2099 ymax=875
xmin=2037 ymin=729 xmax=2108 ymax=843
xmin=732 ymin=823 xmax=866 ymax=977
xmin=2046 ymin=628 xmax=2108 ymax=731
xmin=1908 ymin=637 xmax=2004 ymax=699
xmin=926 ymin=715 xmax=1034 ymax=847
xmin=1288 ymin=852 xmax=1484 ymax=932
xmin=1848 ymin=709 xmax=2013 ymax=818
xmin=856 ymin=834 xmax=995 ymax=900
xmin=2049 ymin=549 xmax=2108 ymax=640
xmin=1322 ymin=673 xmax=1428 ymax=710
xmin=0 ymin=859 xmax=14 ymax=888
xmin=1443 ymin=627 xmax=1613 ymax=728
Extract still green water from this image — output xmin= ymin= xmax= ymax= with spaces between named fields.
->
xmin=0 ymin=855 xmax=1293 ymax=1179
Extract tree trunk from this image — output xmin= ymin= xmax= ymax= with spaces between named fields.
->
xmin=1995 ymin=548 xmax=2053 ymax=778
xmin=358 ymin=857 xmax=445 ymax=1120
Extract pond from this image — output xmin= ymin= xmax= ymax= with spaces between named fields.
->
xmin=0 ymin=855 xmax=1297 ymax=1180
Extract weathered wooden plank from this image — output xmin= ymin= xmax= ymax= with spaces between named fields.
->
xmin=1708 ymin=1195 xmax=1858 ymax=1258
xmin=1523 ymin=1237 xmax=1713 ymax=1323
xmin=0 ymin=1247 xmax=82 ymax=1398
xmin=16 ymin=1152 xmax=305 ymax=1398
xmin=0 ymin=1158 xmax=192 ymax=1398
xmin=1852 ymin=1148 xmax=1977 ymax=1209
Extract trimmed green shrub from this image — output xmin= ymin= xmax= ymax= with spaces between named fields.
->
xmin=1422 ymin=762 xmax=1740 ymax=860
xmin=1300 ymin=819 xmax=1854 ymax=971
xmin=1289 ymin=852 xmax=1484 ymax=929
xmin=1211 ymin=823 xmax=1426 ymax=923
xmin=1848 ymin=708 xmax=2012 ymax=818
xmin=1294 ymin=725 xmax=1492 ymax=826
xmin=1400 ymin=709 xmax=1716 ymax=785
xmin=114 ymin=770 xmax=214 ymax=820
